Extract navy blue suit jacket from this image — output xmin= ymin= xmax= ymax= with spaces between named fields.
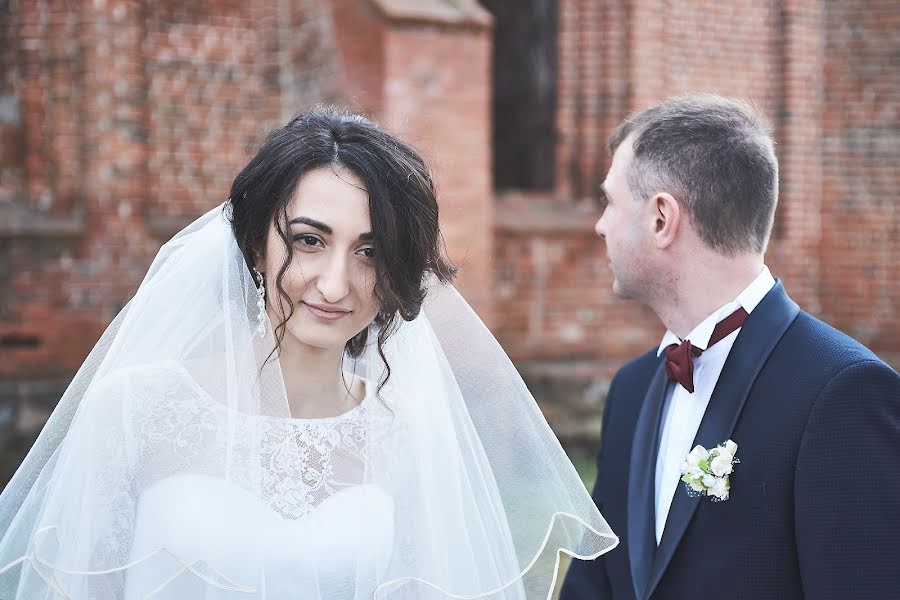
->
xmin=561 ymin=282 xmax=900 ymax=600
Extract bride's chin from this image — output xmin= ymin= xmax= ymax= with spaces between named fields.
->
xmin=280 ymin=320 xmax=351 ymax=354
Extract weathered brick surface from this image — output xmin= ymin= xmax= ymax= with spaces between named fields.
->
xmin=382 ymin=25 xmax=494 ymax=319
xmin=492 ymin=0 xmax=897 ymax=443
xmin=0 ymin=0 xmax=896 ymax=467
xmin=496 ymin=0 xmax=897 ymax=367
xmin=819 ymin=0 xmax=899 ymax=366
xmin=331 ymin=1 xmax=494 ymax=317
xmin=1 ymin=2 xmax=307 ymax=382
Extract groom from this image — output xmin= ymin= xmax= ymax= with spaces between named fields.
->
xmin=560 ymin=95 xmax=900 ymax=600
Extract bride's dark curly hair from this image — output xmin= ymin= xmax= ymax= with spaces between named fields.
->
xmin=227 ymin=107 xmax=456 ymax=388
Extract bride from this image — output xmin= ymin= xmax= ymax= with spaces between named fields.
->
xmin=0 ymin=108 xmax=617 ymax=599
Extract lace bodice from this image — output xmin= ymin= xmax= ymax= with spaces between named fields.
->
xmin=127 ymin=367 xmax=375 ymax=520
xmin=107 ymin=367 xmax=395 ymax=598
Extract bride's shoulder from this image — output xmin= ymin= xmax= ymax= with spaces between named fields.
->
xmin=81 ymin=360 xmax=204 ymax=419
xmin=80 ymin=361 xmax=226 ymax=447
xmin=88 ymin=360 xmax=193 ymax=397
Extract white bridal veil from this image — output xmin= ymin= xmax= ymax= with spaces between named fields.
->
xmin=0 ymin=204 xmax=617 ymax=599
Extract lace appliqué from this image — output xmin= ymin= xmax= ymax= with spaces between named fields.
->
xmin=259 ymin=412 xmax=368 ymax=520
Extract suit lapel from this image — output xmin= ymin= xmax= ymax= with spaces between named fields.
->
xmin=644 ymin=281 xmax=800 ymax=598
xmin=627 ymin=359 xmax=668 ymax=600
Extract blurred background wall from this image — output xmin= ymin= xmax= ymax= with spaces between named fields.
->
xmin=0 ymin=0 xmax=897 ymax=485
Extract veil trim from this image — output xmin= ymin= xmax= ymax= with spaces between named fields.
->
xmin=375 ymin=511 xmax=619 ymax=600
xmin=0 ymin=526 xmax=256 ymax=599
xmin=0 ymin=514 xmax=618 ymax=600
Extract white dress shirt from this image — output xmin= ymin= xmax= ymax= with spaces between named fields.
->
xmin=653 ymin=266 xmax=776 ymax=544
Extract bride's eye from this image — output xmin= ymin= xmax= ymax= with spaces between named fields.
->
xmin=294 ymin=234 xmax=323 ymax=248
xmin=356 ymin=247 xmax=375 ymax=259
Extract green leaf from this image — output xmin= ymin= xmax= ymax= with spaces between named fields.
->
xmin=698 ymin=458 xmax=710 ymax=473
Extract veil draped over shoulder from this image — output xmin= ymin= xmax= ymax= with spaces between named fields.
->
xmin=0 ymin=204 xmax=617 ymax=599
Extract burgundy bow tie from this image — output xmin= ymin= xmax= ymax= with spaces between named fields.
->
xmin=664 ymin=307 xmax=749 ymax=393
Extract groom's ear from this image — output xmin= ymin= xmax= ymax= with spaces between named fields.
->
xmin=651 ymin=192 xmax=681 ymax=249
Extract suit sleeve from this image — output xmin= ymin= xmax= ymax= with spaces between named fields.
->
xmin=558 ymin=374 xmax=621 ymax=600
xmin=794 ymin=360 xmax=900 ymax=599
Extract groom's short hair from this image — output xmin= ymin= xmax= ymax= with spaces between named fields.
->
xmin=609 ymin=94 xmax=778 ymax=255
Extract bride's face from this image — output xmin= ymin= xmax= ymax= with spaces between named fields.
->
xmin=262 ymin=166 xmax=380 ymax=352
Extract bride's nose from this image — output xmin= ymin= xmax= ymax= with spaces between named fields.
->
xmin=315 ymin=253 xmax=350 ymax=303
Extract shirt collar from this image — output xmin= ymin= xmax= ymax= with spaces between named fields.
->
xmin=656 ymin=265 xmax=776 ymax=356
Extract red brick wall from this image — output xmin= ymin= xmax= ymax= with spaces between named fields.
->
xmin=495 ymin=199 xmax=657 ymax=368
xmin=382 ymin=24 xmax=494 ymax=319
xmin=3 ymin=0 xmax=167 ymax=376
xmin=329 ymin=1 xmax=494 ymax=318
xmin=495 ymin=0 xmax=897 ymax=371
xmin=819 ymin=0 xmax=900 ymax=366
xmin=0 ymin=1 xmax=302 ymax=378
xmin=489 ymin=0 xmax=896 ymax=446
xmin=329 ymin=0 xmax=386 ymax=116
xmin=1 ymin=0 xmax=493 ymax=380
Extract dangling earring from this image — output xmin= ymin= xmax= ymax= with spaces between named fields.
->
xmin=253 ymin=267 xmax=267 ymax=338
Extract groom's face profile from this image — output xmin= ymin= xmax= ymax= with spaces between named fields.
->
xmin=596 ymin=136 xmax=653 ymax=300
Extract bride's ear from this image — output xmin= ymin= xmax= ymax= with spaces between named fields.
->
xmin=651 ymin=192 xmax=681 ymax=249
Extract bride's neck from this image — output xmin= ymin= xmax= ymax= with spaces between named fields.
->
xmin=275 ymin=333 xmax=359 ymax=418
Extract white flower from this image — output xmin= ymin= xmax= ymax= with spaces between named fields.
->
xmin=724 ymin=439 xmax=738 ymax=457
xmin=710 ymin=453 xmax=734 ymax=477
xmin=688 ymin=479 xmax=705 ymax=493
xmin=709 ymin=477 xmax=729 ymax=500
xmin=686 ymin=465 xmax=704 ymax=479
xmin=680 ymin=439 xmax=739 ymax=501
xmin=688 ymin=445 xmax=709 ymax=462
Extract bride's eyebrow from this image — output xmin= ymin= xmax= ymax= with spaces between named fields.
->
xmin=289 ymin=216 xmax=331 ymax=234
xmin=289 ymin=216 xmax=374 ymax=242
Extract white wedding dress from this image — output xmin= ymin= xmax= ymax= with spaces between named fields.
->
xmin=121 ymin=371 xmax=395 ymax=599
xmin=126 ymin=478 xmax=393 ymax=598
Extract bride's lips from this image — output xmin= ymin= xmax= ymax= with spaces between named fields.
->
xmin=303 ymin=301 xmax=351 ymax=321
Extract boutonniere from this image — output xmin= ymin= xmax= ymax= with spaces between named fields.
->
xmin=679 ymin=440 xmax=739 ymax=501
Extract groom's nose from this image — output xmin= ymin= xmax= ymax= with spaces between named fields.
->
xmin=595 ymin=216 xmax=606 ymax=239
